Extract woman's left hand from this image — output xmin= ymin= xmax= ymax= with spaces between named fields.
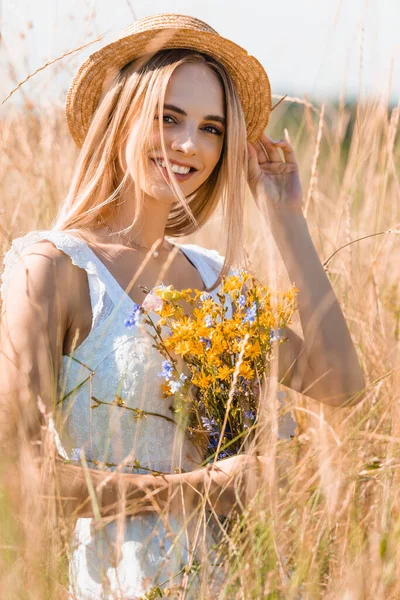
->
xmin=247 ymin=133 xmax=303 ymax=217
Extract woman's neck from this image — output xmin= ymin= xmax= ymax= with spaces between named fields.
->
xmin=103 ymin=190 xmax=173 ymax=250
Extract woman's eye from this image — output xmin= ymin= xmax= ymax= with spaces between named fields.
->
xmin=203 ymin=125 xmax=223 ymax=136
xmin=154 ymin=114 xmax=176 ymax=124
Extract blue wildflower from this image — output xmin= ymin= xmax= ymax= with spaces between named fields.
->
xmin=217 ymin=451 xmax=229 ymax=459
xmin=201 ymin=416 xmax=219 ymax=433
xmin=270 ymin=328 xmax=283 ymax=342
xmin=201 ymin=416 xmax=220 ymax=450
xmin=199 ymin=336 xmax=212 ymax=350
xmin=157 ymin=360 xmax=174 ymax=381
xmin=70 ymin=445 xmax=93 ymax=463
xmin=232 ymin=268 xmax=246 ymax=279
xmin=169 ymin=380 xmax=183 ymax=394
xmin=124 ymin=303 xmax=142 ymax=327
xmin=204 ymin=314 xmax=213 ymax=328
xmin=208 ymin=436 xmax=219 ymax=450
xmin=238 ymin=294 xmax=246 ymax=308
xmin=70 ymin=447 xmax=81 ymax=462
xmin=200 ymin=292 xmax=212 ymax=301
xmin=244 ymin=410 xmax=256 ymax=421
xmin=239 ymin=376 xmax=252 ymax=392
xmin=243 ymin=302 xmax=257 ymax=324
xmin=224 ymin=421 xmax=233 ymax=439
xmin=179 ymin=373 xmax=188 ymax=383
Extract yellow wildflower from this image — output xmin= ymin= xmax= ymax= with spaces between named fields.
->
xmin=217 ymin=365 xmax=232 ymax=381
xmin=192 ymin=372 xmax=213 ymax=390
xmin=160 ymin=382 xmax=173 ymax=398
xmin=154 ymin=285 xmax=184 ymax=301
xmin=221 ymin=275 xmax=244 ymax=294
xmin=173 ymin=340 xmax=192 ymax=357
xmin=160 ymin=304 xmax=176 ymax=319
xmin=238 ymin=362 xmax=255 ymax=379
xmin=245 ymin=340 xmax=261 ymax=360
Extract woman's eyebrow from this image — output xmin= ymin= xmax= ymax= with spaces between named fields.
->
xmin=163 ymin=103 xmax=226 ymax=126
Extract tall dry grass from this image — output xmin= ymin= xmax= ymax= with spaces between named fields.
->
xmin=1 ymin=78 xmax=400 ymax=598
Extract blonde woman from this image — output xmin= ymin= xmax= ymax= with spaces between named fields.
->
xmin=0 ymin=14 xmax=364 ymax=599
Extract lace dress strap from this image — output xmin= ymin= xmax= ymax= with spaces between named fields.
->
xmin=176 ymin=243 xmax=227 ymax=289
xmin=0 ymin=230 xmax=114 ymax=331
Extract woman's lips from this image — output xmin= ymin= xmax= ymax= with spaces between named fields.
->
xmin=151 ymin=159 xmax=197 ymax=183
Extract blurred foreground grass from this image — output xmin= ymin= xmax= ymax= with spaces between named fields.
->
xmin=1 ymin=93 xmax=400 ymax=599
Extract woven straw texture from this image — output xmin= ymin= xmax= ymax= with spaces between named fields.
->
xmin=66 ymin=14 xmax=271 ymax=147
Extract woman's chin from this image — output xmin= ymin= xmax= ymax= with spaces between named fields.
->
xmin=144 ymin=181 xmax=196 ymax=203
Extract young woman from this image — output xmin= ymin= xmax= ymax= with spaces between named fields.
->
xmin=0 ymin=13 xmax=365 ymax=599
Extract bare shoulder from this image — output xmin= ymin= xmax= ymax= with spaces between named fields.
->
xmin=9 ymin=240 xmax=74 ymax=296
xmin=2 ymin=240 xmax=86 ymax=328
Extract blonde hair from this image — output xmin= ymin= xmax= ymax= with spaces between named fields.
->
xmin=53 ymin=49 xmax=249 ymax=291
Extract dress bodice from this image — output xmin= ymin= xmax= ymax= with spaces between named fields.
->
xmin=1 ymin=229 xmax=232 ymax=476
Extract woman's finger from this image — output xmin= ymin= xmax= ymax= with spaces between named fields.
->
xmin=251 ymin=140 xmax=270 ymax=164
xmin=258 ymin=133 xmax=282 ymax=162
xmin=273 ymin=140 xmax=297 ymax=164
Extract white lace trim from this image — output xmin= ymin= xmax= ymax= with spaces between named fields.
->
xmin=0 ymin=230 xmax=112 ymax=331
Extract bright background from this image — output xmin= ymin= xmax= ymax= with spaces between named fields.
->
xmin=1 ymin=0 xmax=399 ymax=105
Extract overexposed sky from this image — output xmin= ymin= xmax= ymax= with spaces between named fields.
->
xmin=1 ymin=0 xmax=399 ymax=105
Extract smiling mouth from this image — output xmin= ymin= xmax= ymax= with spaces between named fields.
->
xmin=151 ymin=158 xmax=197 ymax=182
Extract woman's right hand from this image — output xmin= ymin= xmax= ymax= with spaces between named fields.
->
xmin=197 ymin=454 xmax=263 ymax=518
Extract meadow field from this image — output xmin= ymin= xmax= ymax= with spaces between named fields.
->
xmin=1 ymin=79 xmax=400 ymax=599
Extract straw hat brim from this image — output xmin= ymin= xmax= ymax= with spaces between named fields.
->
xmin=66 ymin=27 xmax=271 ymax=148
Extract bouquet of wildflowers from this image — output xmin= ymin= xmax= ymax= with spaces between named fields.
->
xmin=125 ymin=269 xmax=297 ymax=463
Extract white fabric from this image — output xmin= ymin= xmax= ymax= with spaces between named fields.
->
xmin=0 ymin=229 xmax=296 ymax=598
xmin=0 ymin=230 xmax=232 ymax=598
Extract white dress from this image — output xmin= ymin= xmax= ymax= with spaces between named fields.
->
xmin=0 ymin=230 xmax=236 ymax=599
xmin=1 ymin=229 xmax=296 ymax=599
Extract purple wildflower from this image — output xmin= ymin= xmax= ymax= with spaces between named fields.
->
xmin=238 ymin=294 xmax=246 ymax=308
xmin=201 ymin=416 xmax=220 ymax=451
xmin=270 ymin=328 xmax=283 ymax=342
xmin=232 ymin=268 xmax=246 ymax=279
xmin=208 ymin=437 xmax=219 ymax=450
xmin=199 ymin=336 xmax=212 ymax=350
xmin=204 ymin=314 xmax=213 ymax=328
xmin=124 ymin=303 xmax=142 ymax=327
xmin=157 ymin=360 xmax=174 ymax=381
xmin=239 ymin=376 xmax=252 ymax=392
xmin=201 ymin=416 xmax=219 ymax=433
xmin=244 ymin=410 xmax=256 ymax=421
xmin=243 ymin=302 xmax=257 ymax=324
xmin=70 ymin=445 xmax=94 ymax=463
xmin=169 ymin=380 xmax=183 ymax=394
xmin=200 ymin=292 xmax=212 ymax=301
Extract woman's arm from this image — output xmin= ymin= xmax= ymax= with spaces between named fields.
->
xmin=0 ymin=241 xmax=244 ymax=522
xmin=248 ymin=135 xmax=365 ymax=407
xmin=0 ymin=243 xmax=190 ymax=520
xmin=273 ymin=212 xmax=365 ymax=406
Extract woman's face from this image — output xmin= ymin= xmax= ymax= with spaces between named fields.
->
xmin=131 ymin=61 xmax=226 ymax=202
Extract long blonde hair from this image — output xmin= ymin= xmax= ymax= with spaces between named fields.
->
xmin=53 ymin=49 xmax=249 ymax=291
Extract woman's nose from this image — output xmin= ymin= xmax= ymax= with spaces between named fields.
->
xmin=170 ymin=131 xmax=197 ymax=155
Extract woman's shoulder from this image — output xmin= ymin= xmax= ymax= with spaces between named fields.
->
xmin=0 ymin=229 xmax=83 ymax=301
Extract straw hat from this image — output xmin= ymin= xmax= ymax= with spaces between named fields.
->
xmin=66 ymin=13 xmax=272 ymax=148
